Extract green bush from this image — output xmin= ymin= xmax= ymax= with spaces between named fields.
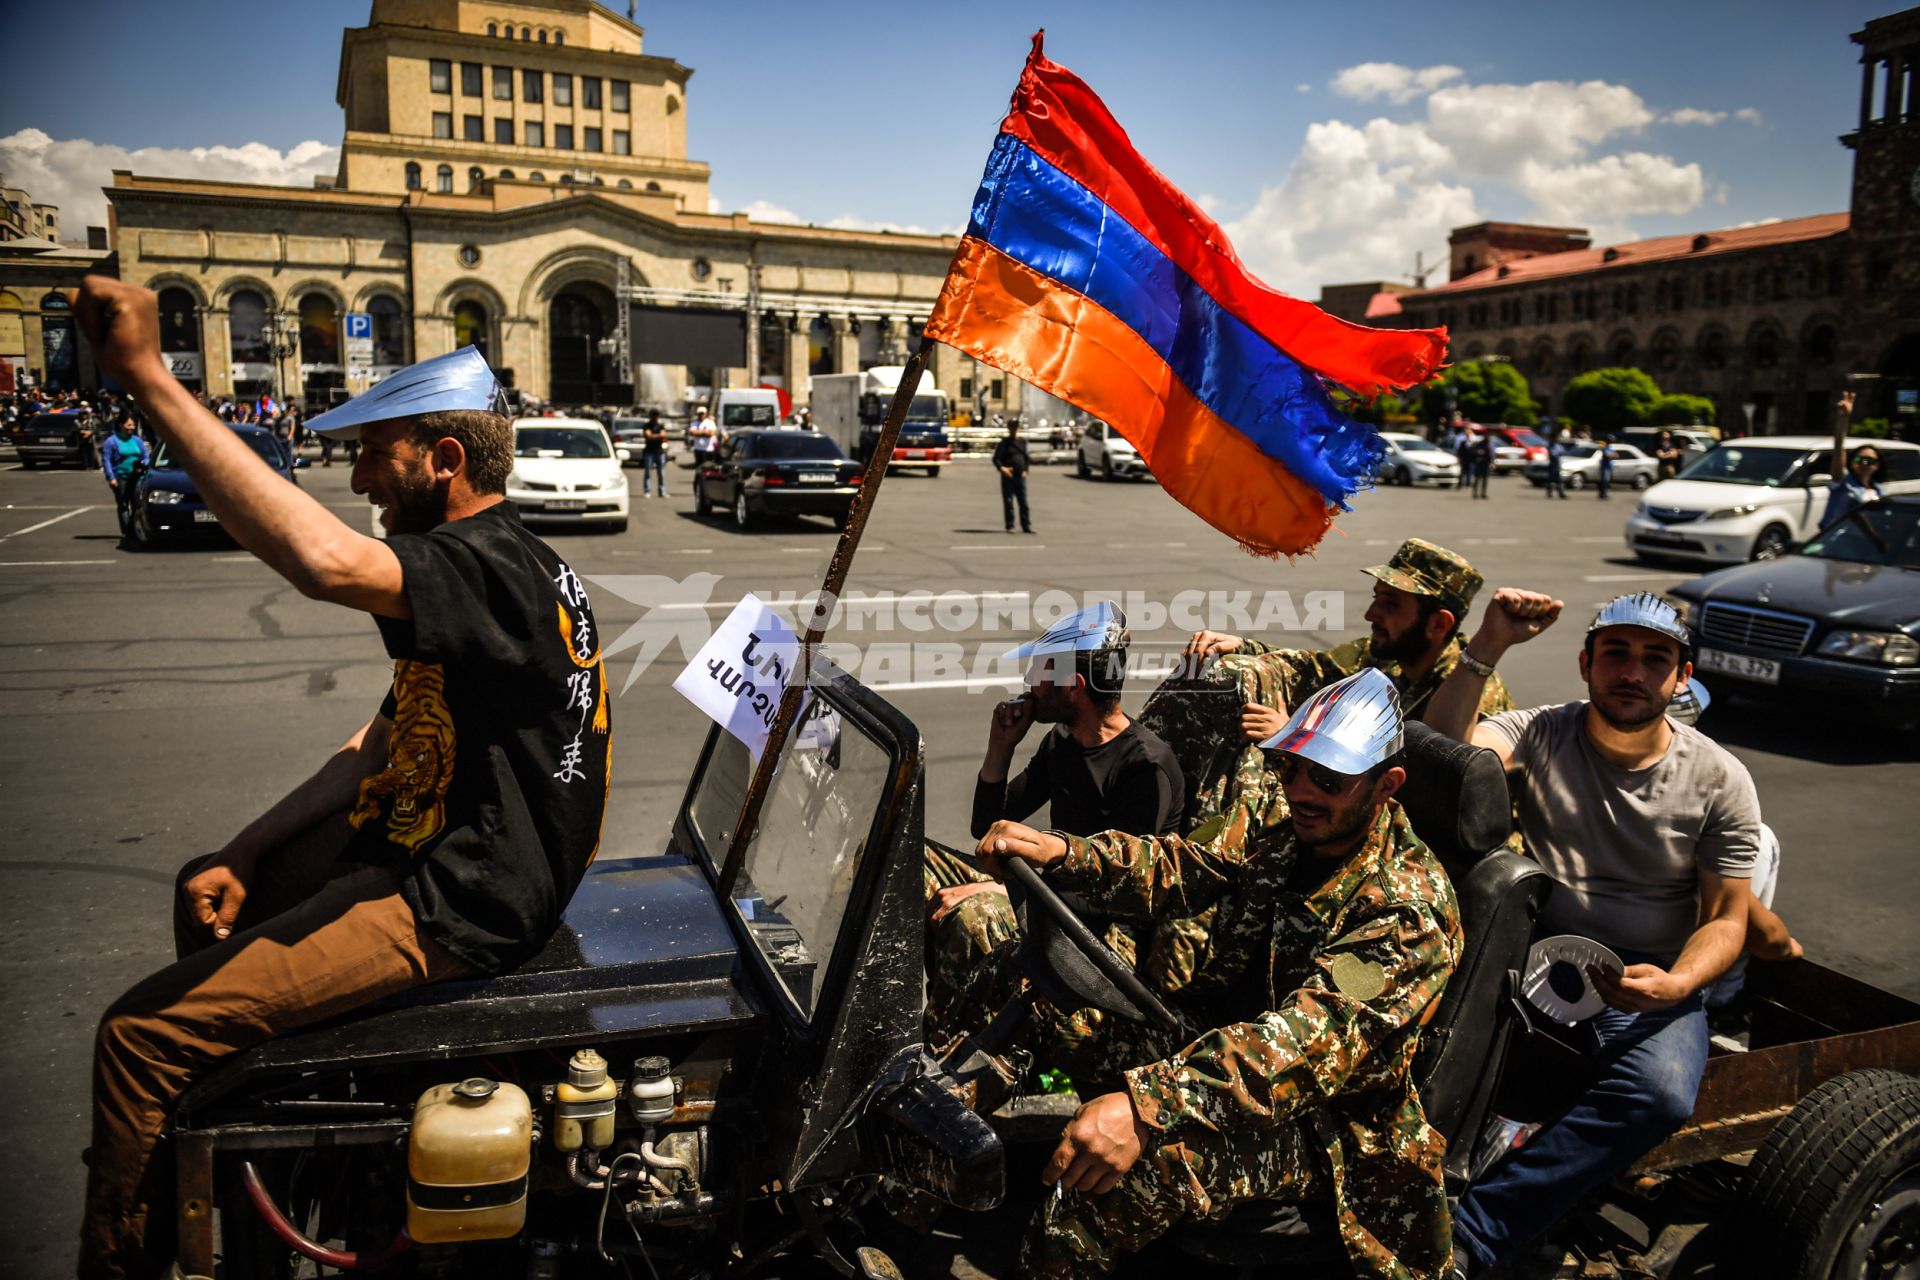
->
xmin=1648 ymin=393 xmax=1716 ymax=426
xmin=1853 ymin=417 xmax=1895 ymax=439
xmin=1564 ymin=367 xmax=1661 ymax=432
xmin=1422 ymin=360 xmax=1540 ymax=426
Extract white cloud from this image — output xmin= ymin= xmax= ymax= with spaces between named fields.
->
xmin=823 ymin=213 xmax=945 ymax=235
xmin=1224 ymin=118 xmax=1479 ymax=295
xmin=1666 ymin=107 xmax=1727 ymax=126
xmin=1517 ymin=152 xmax=1704 ymax=236
xmin=1425 ymin=79 xmax=1654 ymax=175
xmin=1734 ymin=107 xmax=1763 ymax=124
xmin=1295 ymin=83 xmax=1312 ymax=94
xmin=1331 ymin=62 xmax=1463 ymax=105
xmin=705 ymin=195 xmax=803 ymax=223
xmin=0 ymin=127 xmax=338 ymax=234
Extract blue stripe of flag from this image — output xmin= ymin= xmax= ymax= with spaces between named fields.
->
xmin=966 ymin=132 xmax=1383 ymax=505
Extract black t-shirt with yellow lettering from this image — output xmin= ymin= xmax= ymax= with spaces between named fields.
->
xmin=344 ymin=501 xmax=612 ymax=974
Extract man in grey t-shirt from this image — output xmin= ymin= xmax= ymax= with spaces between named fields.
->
xmin=1424 ymin=591 xmax=1758 ymax=1278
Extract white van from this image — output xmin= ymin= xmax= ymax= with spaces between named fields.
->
xmin=1624 ymin=435 xmax=1920 ymax=564
xmin=714 ymin=387 xmax=785 ymax=432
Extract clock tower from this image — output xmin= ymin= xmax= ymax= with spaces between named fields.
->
xmin=1842 ymin=8 xmax=1920 ymax=424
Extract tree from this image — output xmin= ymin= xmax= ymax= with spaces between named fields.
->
xmin=1648 ymin=393 xmax=1716 ymax=426
xmin=1563 ymin=367 xmax=1661 ymax=433
xmin=1422 ymin=359 xmax=1540 ymax=427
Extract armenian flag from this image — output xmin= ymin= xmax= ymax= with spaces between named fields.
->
xmin=925 ymin=33 xmax=1449 ymax=556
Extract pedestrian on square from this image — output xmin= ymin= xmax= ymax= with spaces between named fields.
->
xmin=640 ymin=409 xmax=670 ymax=497
xmin=100 ymin=412 xmax=150 ymax=538
xmin=1454 ymin=427 xmax=1473 ymax=491
xmin=1545 ymin=430 xmax=1569 ymax=499
xmin=1596 ymin=437 xmax=1615 ymax=500
xmin=993 ymin=417 xmax=1034 ymax=533
xmin=1470 ymin=431 xmax=1493 ymax=499
xmin=1653 ymin=430 xmax=1685 ymax=481
xmin=689 ymin=404 xmax=720 ymax=461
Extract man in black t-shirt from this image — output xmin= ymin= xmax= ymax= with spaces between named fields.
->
xmin=70 ymin=276 xmax=611 ymax=1280
xmin=923 ymin=604 xmax=1183 ymax=1035
xmin=992 ymin=417 xmax=1034 ymax=533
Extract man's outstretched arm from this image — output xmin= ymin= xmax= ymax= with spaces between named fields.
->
xmin=71 ymin=276 xmax=408 ymax=617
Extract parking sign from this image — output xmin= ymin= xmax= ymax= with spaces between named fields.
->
xmin=344 ymin=313 xmax=373 ymax=340
xmin=344 ymin=312 xmax=373 ymax=366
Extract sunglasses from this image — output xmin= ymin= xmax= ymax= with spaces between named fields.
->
xmin=1270 ymin=752 xmax=1366 ymax=796
xmin=1852 ymin=455 xmax=1880 ymax=467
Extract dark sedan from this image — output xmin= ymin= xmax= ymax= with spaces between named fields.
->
xmin=9 ymin=409 xmax=98 ymax=468
xmin=693 ymin=430 xmax=861 ymax=530
xmin=128 ymin=424 xmax=304 ymax=547
xmin=1667 ymin=495 xmax=1920 ymax=731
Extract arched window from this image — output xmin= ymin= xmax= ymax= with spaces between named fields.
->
xmin=645 ymin=181 xmax=662 ymax=192
xmin=559 ymin=174 xmax=574 ymax=185
xmin=499 ymin=168 xmax=515 ymax=180
xmin=228 ymin=290 xmax=270 ymax=366
xmin=1805 ymin=324 xmax=1838 ymax=367
xmin=529 ymin=171 xmax=545 ymax=181
xmin=538 ymin=29 xmax=547 ymax=42
xmin=468 ymin=165 xmax=484 ymax=190
xmin=436 ymin=164 xmax=453 ymax=194
xmin=554 ymin=31 xmax=564 ymax=45
xmin=404 ymin=161 xmax=422 ymax=190
xmin=520 ymin=26 xmax=531 ymax=39
xmin=298 ymin=293 xmax=341 ymax=366
xmin=452 ymin=299 xmax=492 ymax=363
xmin=487 ymin=21 xmax=497 ymax=36
xmin=1699 ymin=330 xmax=1728 ymax=371
xmin=1752 ymin=328 xmax=1780 ymax=370
xmin=157 ymin=287 xmax=201 ymax=355
xmin=617 ymin=179 xmax=632 ymax=189
xmin=367 ymin=294 xmax=407 ymax=366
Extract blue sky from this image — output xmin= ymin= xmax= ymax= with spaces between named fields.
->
xmin=0 ymin=1 xmax=1896 ymax=294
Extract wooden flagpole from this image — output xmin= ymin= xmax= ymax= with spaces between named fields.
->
xmin=716 ymin=336 xmax=937 ymax=899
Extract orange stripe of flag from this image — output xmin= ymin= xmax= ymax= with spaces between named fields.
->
xmin=925 ymin=236 xmax=1336 ymax=556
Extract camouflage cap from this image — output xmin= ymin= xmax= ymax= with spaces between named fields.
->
xmin=1361 ymin=538 xmax=1484 ymax=620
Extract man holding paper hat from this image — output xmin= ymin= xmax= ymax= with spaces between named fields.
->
xmin=972 ymin=667 xmax=1463 ymax=1279
xmin=68 ymin=277 xmax=610 ymax=1280
xmin=1424 ymin=590 xmax=1759 ymax=1277
xmin=923 ymin=603 xmax=1185 ymax=1051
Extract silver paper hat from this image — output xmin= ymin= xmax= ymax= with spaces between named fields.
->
xmin=1260 ymin=667 xmax=1405 ymax=776
xmin=1003 ymin=601 xmax=1128 ymax=661
xmin=306 ymin=346 xmax=507 ymax=440
xmin=1668 ymin=677 xmax=1712 ymax=726
xmin=1587 ymin=592 xmax=1692 ymax=650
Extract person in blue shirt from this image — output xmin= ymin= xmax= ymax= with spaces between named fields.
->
xmin=1545 ymin=431 xmax=1569 ymax=499
xmin=99 ymin=412 xmax=151 ymax=537
xmin=1822 ymin=445 xmax=1883 ymax=529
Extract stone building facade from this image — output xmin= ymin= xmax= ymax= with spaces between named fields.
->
xmin=107 ymin=0 xmax=1005 ymax=416
xmin=1349 ymin=7 xmax=1920 ymax=436
xmin=0 ymin=237 xmax=116 ymax=394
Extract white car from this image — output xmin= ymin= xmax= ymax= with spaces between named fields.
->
xmin=1624 ymin=435 xmax=1920 ymax=564
xmin=507 ymin=417 xmax=630 ymax=533
xmin=1524 ymin=442 xmax=1658 ymax=491
xmin=1375 ymin=433 xmax=1461 ymax=486
xmin=1076 ymin=420 xmax=1151 ymax=480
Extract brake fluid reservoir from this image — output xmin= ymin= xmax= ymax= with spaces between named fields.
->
xmin=628 ymin=1055 xmax=675 ymax=1124
xmin=406 ymin=1078 xmax=531 ymax=1244
xmin=554 ymin=1048 xmax=619 ymax=1152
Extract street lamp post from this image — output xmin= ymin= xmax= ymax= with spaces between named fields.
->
xmin=264 ymin=312 xmax=298 ymax=410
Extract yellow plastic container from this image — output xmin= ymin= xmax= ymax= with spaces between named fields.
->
xmin=554 ymin=1048 xmax=620 ymax=1152
xmin=406 ymin=1078 xmax=532 ymax=1244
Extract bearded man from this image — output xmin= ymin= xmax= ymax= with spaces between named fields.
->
xmin=70 ymin=276 xmax=611 ymax=1280
xmin=1422 ymin=591 xmax=1759 ymax=1278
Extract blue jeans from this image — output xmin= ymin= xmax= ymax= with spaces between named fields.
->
xmin=1453 ymin=980 xmax=1708 ymax=1271
xmin=1001 ymin=472 xmax=1031 ymax=531
xmin=641 ymin=452 xmax=667 ymax=495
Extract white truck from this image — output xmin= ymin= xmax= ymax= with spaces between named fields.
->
xmin=809 ymin=366 xmax=952 ymax=476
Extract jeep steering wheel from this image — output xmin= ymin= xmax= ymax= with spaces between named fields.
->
xmin=1000 ymin=857 xmax=1179 ymax=1032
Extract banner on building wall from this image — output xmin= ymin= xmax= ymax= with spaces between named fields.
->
xmin=630 ymin=305 xmax=747 ymax=368
xmin=164 ymin=352 xmax=203 ymax=382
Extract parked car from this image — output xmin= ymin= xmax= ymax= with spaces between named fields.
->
xmin=1524 ymin=441 xmax=1658 ymax=491
xmin=1621 ymin=426 xmax=1717 ymax=467
xmin=505 ymin=417 xmax=630 ymax=533
xmin=1624 ymin=435 xmax=1920 ymax=564
xmin=1665 ymin=494 xmax=1920 ymax=731
xmin=1375 ymin=432 xmax=1461 ymax=486
xmin=694 ymin=428 xmax=862 ymax=529
xmin=1475 ymin=430 xmax=1530 ymax=474
xmin=1489 ymin=425 xmax=1549 ymax=465
xmin=1076 ymin=420 xmax=1151 ymax=480
xmin=128 ymin=424 xmax=303 ymax=548
xmin=610 ymin=416 xmax=650 ymax=467
xmin=9 ymin=408 xmax=98 ymax=469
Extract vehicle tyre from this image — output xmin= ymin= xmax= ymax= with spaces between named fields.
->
xmin=1102 ymin=455 xmax=1115 ymax=482
xmin=832 ymin=508 xmax=851 ymax=531
xmin=734 ymin=490 xmax=753 ymax=529
xmin=1077 ymin=453 xmax=1091 ymax=479
xmin=131 ymin=502 xmax=159 ymax=549
xmin=695 ymin=482 xmax=712 ymax=517
xmin=1393 ymin=465 xmax=1413 ymax=486
xmin=1565 ymin=471 xmax=1585 ymax=491
xmin=1752 ymin=524 xmax=1792 ymax=561
xmin=1725 ymin=1068 xmax=1920 ymax=1280
xmin=608 ymin=518 xmax=629 ymax=534
xmin=19 ymin=456 xmax=37 ymax=471
xmin=928 ymin=466 xmax=942 ymax=478
xmin=1631 ymin=472 xmax=1653 ymax=491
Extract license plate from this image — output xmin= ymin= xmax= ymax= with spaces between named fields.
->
xmin=796 ymin=473 xmax=835 ymax=484
xmin=192 ymin=509 xmax=218 ymax=524
xmin=1696 ymin=648 xmax=1780 ymax=684
xmin=39 ymin=435 xmax=65 ymax=444
xmin=1636 ymin=530 xmax=1689 ymax=545
xmin=545 ymin=499 xmax=587 ymax=512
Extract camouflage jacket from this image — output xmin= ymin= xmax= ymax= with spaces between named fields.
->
xmin=1054 ymin=802 xmax=1463 ymax=1280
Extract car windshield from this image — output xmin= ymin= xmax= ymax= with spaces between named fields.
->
xmin=1677 ymin=444 xmax=1806 ymax=486
xmin=1508 ymin=430 xmax=1547 ymax=447
xmin=1394 ymin=438 xmax=1448 ymax=454
xmin=1800 ymin=502 xmax=1920 ymax=568
xmin=515 ymin=427 xmax=610 ymax=458
xmin=689 ymin=697 xmax=889 ymax=1020
xmin=1565 ymin=444 xmax=1601 ymax=459
xmin=722 ymin=403 xmax=779 ymax=428
xmin=747 ymin=435 xmax=846 ymax=461
xmin=154 ymin=433 xmax=284 ymax=470
xmin=904 ymin=395 xmax=947 ymax=421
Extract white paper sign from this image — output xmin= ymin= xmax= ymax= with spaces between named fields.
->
xmin=672 ymin=593 xmax=807 ymax=760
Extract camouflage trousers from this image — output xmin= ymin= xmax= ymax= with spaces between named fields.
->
xmin=922 ymin=843 xmax=1187 ymax=1098
xmin=1020 ymin=1111 xmax=1321 ymax=1277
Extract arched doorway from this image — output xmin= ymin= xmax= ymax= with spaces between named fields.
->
xmin=367 ymin=295 xmax=407 ymax=370
xmin=228 ymin=290 xmax=272 ymax=400
xmin=453 ymin=299 xmax=492 ymax=364
xmin=547 ymin=284 xmax=613 ymax=404
xmin=158 ymin=288 xmax=203 ymax=390
xmin=39 ymin=292 xmax=78 ymax=391
xmin=298 ymin=293 xmax=343 ymax=409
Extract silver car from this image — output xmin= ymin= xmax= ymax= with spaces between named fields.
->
xmin=1076 ymin=421 xmax=1152 ymax=480
xmin=1375 ymin=433 xmax=1462 ymax=486
xmin=1525 ymin=442 xmax=1658 ymax=491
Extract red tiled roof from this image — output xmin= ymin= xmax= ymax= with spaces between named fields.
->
xmin=1364 ymin=290 xmax=1404 ymax=319
xmin=1409 ymin=212 xmax=1849 ymax=296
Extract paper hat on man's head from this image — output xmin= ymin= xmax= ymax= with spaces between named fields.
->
xmin=306 ymin=346 xmax=507 ymax=440
xmin=1260 ymin=668 xmax=1405 ymax=776
xmin=1002 ymin=602 xmax=1129 ymax=661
